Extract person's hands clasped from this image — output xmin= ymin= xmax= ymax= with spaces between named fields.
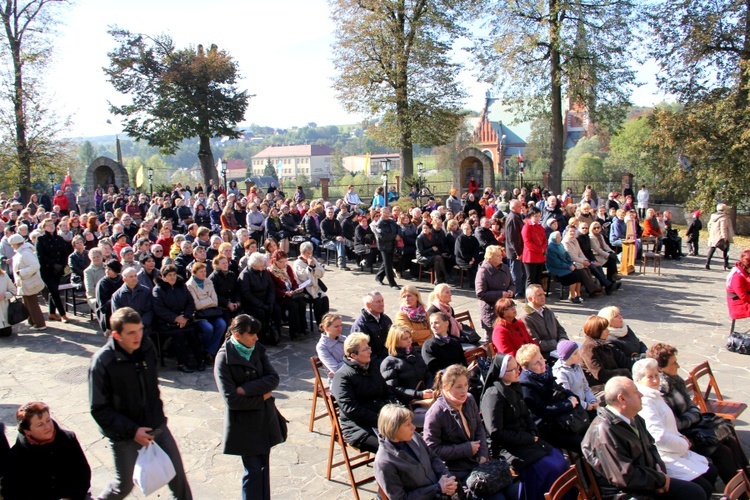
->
xmin=438 ymin=475 xmax=458 ymax=495
xmin=421 ymin=389 xmax=435 ymax=400
xmin=175 ymin=315 xmax=188 ymax=328
xmin=470 ymin=440 xmax=481 ymax=455
xmin=568 ymin=396 xmax=579 ymax=407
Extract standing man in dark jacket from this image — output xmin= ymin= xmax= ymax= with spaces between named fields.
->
xmin=371 ymin=206 xmax=401 ymax=288
xmin=89 ymin=307 xmax=192 ymax=500
xmin=504 ymin=200 xmax=526 ymax=298
xmin=349 ymin=291 xmax=392 ymax=364
xmin=331 ymin=333 xmax=395 ymax=453
xmin=582 ymin=377 xmax=706 ymax=499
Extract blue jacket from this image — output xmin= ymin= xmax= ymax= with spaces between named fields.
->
xmin=609 ymin=218 xmax=626 ymax=246
xmin=111 ymin=283 xmax=153 ymax=330
xmin=545 ymin=240 xmax=574 ymax=276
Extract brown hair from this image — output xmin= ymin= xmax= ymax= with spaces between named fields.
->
xmin=212 ymin=254 xmax=227 ymax=267
xmin=191 ymin=262 xmax=207 ymax=275
xmin=433 ymin=364 xmax=469 ymax=397
xmin=493 ymin=298 xmax=516 ymax=326
xmin=270 ymin=250 xmax=288 ymax=263
xmin=110 ymin=307 xmax=142 ymax=334
xmin=16 ymin=401 xmax=50 ymax=432
xmin=582 ymin=315 xmax=609 ymax=339
xmin=646 ymin=342 xmax=678 ymax=369
xmin=320 ymin=313 xmax=342 ymax=333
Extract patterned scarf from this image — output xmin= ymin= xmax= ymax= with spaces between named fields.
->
xmin=269 ymin=263 xmax=292 ymax=285
xmin=400 ymin=304 xmax=426 ymax=323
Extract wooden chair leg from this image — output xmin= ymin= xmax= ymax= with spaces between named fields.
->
xmin=309 ymin=379 xmax=320 ymax=432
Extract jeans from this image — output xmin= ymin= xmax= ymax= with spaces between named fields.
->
xmin=241 ymin=454 xmax=270 ymax=500
xmin=324 ymin=240 xmax=347 ymax=265
xmin=508 ymin=259 xmax=526 ymax=297
xmin=195 ymin=317 xmax=226 ymax=356
xmin=96 ymin=424 xmax=192 ymax=500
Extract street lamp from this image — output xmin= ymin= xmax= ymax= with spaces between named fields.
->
xmin=381 ymin=158 xmax=391 ymax=201
xmin=147 ymin=166 xmax=154 ymax=197
xmin=221 ymin=158 xmax=228 ymax=191
xmin=48 ymin=171 xmax=55 ymax=192
xmin=417 ymin=162 xmax=424 ymax=195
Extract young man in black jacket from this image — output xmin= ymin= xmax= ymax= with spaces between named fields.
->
xmin=89 ymin=307 xmax=192 ymax=500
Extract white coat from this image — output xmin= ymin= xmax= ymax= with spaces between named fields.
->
xmin=185 ymin=276 xmax=219 ymax=311
xmin=636 ymin=383 xmax=709 ymax=481
xmin=12 ymin=242 xmax=45 ymax=296
xmin=292 ymin=255 xmax=326 ymax=299
xmin=0 ymin=271 xmax=17 ymax=328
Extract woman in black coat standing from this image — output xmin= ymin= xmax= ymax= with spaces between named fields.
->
xmin=214 ymin=314 xmax=284 ymax=500
xmin=35 ymin=217 xmax=70 ymax=322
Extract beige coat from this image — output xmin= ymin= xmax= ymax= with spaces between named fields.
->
xmin=186 ymin=276 xmax=219 ymax=310
xmin=292 ymin=256 xmax=326 ymax=298
xmin=12 ymin=242 xmax=44 ymax=296
xmin=708 ymin=211 xmax=734 ymax=247
xmin=590 ymin=233 xmax=615 ymax=266
xmin=562 ymin=235 xmax=589 ymax=267
xmin=0 ymin=272 xmax=17 ymax=328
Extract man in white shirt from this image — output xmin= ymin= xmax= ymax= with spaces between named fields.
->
xmin=637 ymin=185 xmax=649 ymax=220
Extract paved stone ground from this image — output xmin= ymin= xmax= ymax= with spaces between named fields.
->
xmin=2 ymin=251 xmax=750 ymax=499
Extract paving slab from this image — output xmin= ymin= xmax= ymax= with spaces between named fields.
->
xmin=1 ymin=253 xmax=749 ymax=499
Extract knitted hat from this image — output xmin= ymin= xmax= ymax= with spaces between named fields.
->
xmin=693 ymin=210 xmax=701 ymax=218
xmin=556 ymin=340 xmax=579 ymax=361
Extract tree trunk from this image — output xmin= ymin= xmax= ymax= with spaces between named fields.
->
xmin=4 ymin=17 xmax=31 ymax=200
xmin=198 ymin=135 xmax=219 ymax=187
xmin=737 ymin=0 xmax=750 ymax=110
xmin=548 ymin=0 xmax=564 ymax=195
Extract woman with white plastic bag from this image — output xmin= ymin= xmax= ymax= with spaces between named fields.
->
xmin=213 ymin=314 xmax=286 ymax=500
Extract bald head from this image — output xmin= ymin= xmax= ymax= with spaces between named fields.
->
xmin=509 ymin=199 xmax=521 ymax=212
xmin=604 ymin=376 xmax=642 ymax=418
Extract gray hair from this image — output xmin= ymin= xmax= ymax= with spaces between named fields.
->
xmin=632 ymin=358 xmax=659 ymax=382
xmin=122 ymin=267 xmax=138 ymax=278
xmin=362 ymin=290 xmax=382 ymax=306
xmin=248 ymin=252 xmax=267 ymax=269
xmin=377 ymin=404 xmax=414 ymax=441
xmin=300 ymin=241 xmax=314 ymax=254
xmin=88 ymin=248 xmax=103 ymax=259
xmin=604 ymin=376 xmax=635 ymax=407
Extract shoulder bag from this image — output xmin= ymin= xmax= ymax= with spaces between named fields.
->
xmin=465 ymin=457 xmax=513 ymax=497
xmin=8 ymin=297 xmax=28 ymax=325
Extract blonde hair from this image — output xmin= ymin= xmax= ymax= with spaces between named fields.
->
xmin=427 ymin=283 xmax=450 ymax=306
xmin=597 ymin=306 xmax=621 ymax=323
xmin=218 ymin=242 xmax=233 ymax=254
xmin=516 ymin=344 xmax=542 ymax=368
xmin=485 ymin=245 xmax=502 ymax=260
xmin=384 ymin=325 xmax=413 ymax=356
xmin=344 ymin=332 xmax=370 ymax=357
xmin=399 ymin=284 xmax=424 ymax=308
xmin=377 ymin=404 xmax=413 ymax=441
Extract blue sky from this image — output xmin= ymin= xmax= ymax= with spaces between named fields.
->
xmin=48 ymin=0 xmax=668 ymax=140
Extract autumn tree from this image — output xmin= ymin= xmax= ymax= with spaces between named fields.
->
xmin=0 ymin=0 xmax=74 ymax=199
xmin=644 ymin=0 xmax=750 ymax=211
xmin=330 ymin=0 xmax=469 ymax=178
xmin=474 ymin=0 xmax=639 ymax=194
xmin=105 ymin=29 xmax=249 ymax=186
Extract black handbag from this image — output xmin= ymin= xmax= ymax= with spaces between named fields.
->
xmin=716 ymin=238 xmax=728 ymax=251
xmin=465 ymin=458 xmax=513 ymax=497
xmin=8 ymin=297 xmax=28 ymax=325
xmin=195 ymin=306 xmax=223 ymax=319
xmin=554 ymin=401 xmax=590 ymax=434
xmin=459 ymin=324 xmax=481 ymax=344
xmin=726 ymin=330 xmax=750 ymax=355
xmin=318 ymin=279 xmax=328 ymax=292
xmin=682 ymin=413 xmax=734 ymax=456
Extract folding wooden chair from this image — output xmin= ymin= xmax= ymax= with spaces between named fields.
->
xmin=464 ymin=345 xmax=489 ymax=365
xmin=545 ymin=465 xmax=588 ymax=500
xmin=640 ymin=236 xmax=662 ymax=276
xmin=688 ymin=361 xmax=747 ymax=420
xmin=580 ymin=460 xmax=603 ymax=500
xmin=723 ymin=469 xmax=750 ymax=500
xmin=323 ymin=391 xmax=376 ymax=500
xmin=454 ymin=310 xmax=476 ymax=331
xmin=309 ymin=356 xmax=330 ymax=433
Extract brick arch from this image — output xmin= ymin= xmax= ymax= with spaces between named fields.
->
xmin=456 ymin=147 xmax=494 ymax=193
xmin=85 ymin=157 xmax=129 ymax=194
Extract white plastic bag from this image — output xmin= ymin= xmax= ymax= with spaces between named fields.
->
xmin=133 ymin=441 xmax=177 ymax=496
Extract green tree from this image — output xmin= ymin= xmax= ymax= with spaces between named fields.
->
xmin=330 ymin=0 xmax=469 ymax=179
xmin=604 ymin=115 xmax=652 ymax=180
xmin=104 ymin=29 xmax=249 ymax=187
xmin=563 ymin=136 xmax=606 ymax=177
xmin=0 ymin=0 xmax=72 ymax=199
xmin=474 ymin=0 xmax=638 ymax=194
xmin=575 ymin=153 xmax=607 ymax=181
xmin=524 ymin=118 xmax=552 ymax=178
xmin=263 ymin=158 xmax=278 ymax=180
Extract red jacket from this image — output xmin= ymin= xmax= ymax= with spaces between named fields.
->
xmin=467 ymin=180 xmax=479 ymax=195
xmin=521 ymin=223 xmax=547 ymax=263
xmin=53 ymin=194 xmax=69 ymax=211
xmin=727 ymin=264 xmax=750 ymax=320
xmin=492 ymin=318 xmax=537 ymax=357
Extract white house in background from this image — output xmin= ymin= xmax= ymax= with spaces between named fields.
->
xmin=214 ymin=158 xmax=249 ymax=182
xmin=250 ymin=144 xmax=334 ymax=182
xmin=342 ymin=153 xmax=401 ymax=175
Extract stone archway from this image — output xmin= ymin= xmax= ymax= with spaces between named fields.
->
xmin=86 ymin=157 xmax=129 ymax=194
xmin=456 ymin=147 xmax=494 ymax=194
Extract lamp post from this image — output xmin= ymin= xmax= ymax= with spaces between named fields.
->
xmin=417 ymin=162 xmax=424 ymax=198
xmin=221 ymin=159 xmax=228 ymax=192
xmin=148 ymin=166 xmax=154 ymax=197
xmin=381 ymin=158 xmax=391 ymax=202
xmin=48 ymin=171 xmax=55 ymax=192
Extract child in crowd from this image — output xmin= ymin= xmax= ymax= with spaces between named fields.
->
xmin=552 ymin=340 xmax=598 ymax=417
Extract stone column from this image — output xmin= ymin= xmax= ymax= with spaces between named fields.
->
xmin=320 ymin=178 xmax=330 ymax=201
xmin=542 ymin=172 xmax=550 ymax=191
